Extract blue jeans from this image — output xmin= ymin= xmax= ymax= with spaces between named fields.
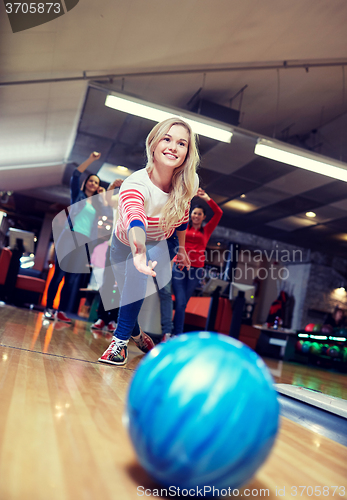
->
xmin=155 ymin=231 xmax=178 ymax=335
xmin=172 ymin=264 xmax=201 ymax=335
xmin=110 ymin=235 xmax=172 ymax=341
xmin=97 ymin=246 xmax=119 ymax=323
xmin=157 ymin=280 xmax=173 ymax=334
xmin=46 ymin=256 xmax=80 ymax=311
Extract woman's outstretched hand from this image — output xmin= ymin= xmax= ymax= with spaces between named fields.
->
xmin=133 ymin=250 xmax=157 ymax=277
xmin=129 ymin=227 xmax=157 ymax=277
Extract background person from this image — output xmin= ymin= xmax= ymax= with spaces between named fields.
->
xmin=171 ymin=188 xmax=223 ymax=336
xmin=45 ymin=152 xmax=111 ymax=323
xmin=91 ymin=178 xmax=123 ymax=333
xmin=323 ymin=305 xmax=345 ymax=329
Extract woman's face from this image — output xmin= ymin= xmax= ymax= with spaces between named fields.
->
xmin=191 ymin=207 xmax=206 ymax=227
xmin=153 ymin=124 xmax=189 ymax=171
xmin=85 ymin=175 xmax=100 ymax=196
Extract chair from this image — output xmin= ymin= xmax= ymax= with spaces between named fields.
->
xmin=0 ymin=247 xmax=47 ymax=305
xmin=215 ymin=297 xmax=260 ymax=350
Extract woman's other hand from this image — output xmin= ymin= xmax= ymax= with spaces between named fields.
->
xmin=176 ymin=247 xmax=191 ymax=270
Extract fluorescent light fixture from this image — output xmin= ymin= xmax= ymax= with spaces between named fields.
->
xmin=1 ymin=161 xmax=63 ymax=171
xmin=105 ymin=93 xmax=233 ymax=143
xmin=255 ymin=138 xmax=347 ymax=182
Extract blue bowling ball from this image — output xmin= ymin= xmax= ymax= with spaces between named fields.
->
xmin=125 ymin=332 xmax=279 ymax=492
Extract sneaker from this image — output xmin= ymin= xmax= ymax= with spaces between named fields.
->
xmin=162 ymin=333 xmax=173 ymax=342
xmin=107 ymin=321 xmax=117 ymax=332
xmin=55 ymin=311 xmax=72 ymax=324
xmin=44 ymin=308 xmax=55 ymax=320
xmin=98 ymin=337 xmax=128 ymax=365
xmin=91 ymin=319 xmax=105 ymax=330
xmin=131 ymin=328 xmax=155 ymax=354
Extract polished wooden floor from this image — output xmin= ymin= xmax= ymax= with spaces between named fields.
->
xmin=0 ymin=303 xmax=346 ymax=500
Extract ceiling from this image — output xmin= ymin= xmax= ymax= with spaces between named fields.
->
xmin=1 ymin=0 xmax=347 ymax=257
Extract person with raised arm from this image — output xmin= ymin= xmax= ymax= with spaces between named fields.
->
xmin=171 ymin=188 xmax=223 ymax=336
xmin=45 ymin=152 xmax=111 ymax=323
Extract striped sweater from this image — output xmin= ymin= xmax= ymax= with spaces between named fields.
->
xmin=115 ymin=168 xmax=199 ymax=245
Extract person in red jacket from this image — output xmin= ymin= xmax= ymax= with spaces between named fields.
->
xmin=172 ymin=188 xmax=223 ymax=335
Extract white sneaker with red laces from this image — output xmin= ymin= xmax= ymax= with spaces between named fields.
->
xmin=44 ymin=308 xmax=55 ymax=320
xmin=55 ymin=311 xmax=72 ymax=324
xmin=107 ymin=321 xmax=117 ymax=332
xmin=98 ymin=338 xmax=128 ymax=366
xmin=162 ymin=333 xmax=173 ymax=342
xmin=91 ymin=319 xmax=105 ymax=330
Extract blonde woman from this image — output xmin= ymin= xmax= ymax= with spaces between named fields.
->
xmin=99 ymin=117 xmax=199 ymax=365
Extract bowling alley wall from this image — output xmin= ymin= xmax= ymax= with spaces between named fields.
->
xmin=212 ymin=225 xmax=347 ymax=330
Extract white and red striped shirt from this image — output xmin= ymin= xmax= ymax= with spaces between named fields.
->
xmin=115 ymin=168 xmax=199 ymax=246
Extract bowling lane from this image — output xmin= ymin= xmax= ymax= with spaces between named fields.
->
xmin=0 ymin=304 xmax=142 ymax=366
xmin=0 ymin=347 xmax=140 ymax=500
xmin=264 ymin=358 xmax=347 ymax=400
xmin=0 ymin=338 xmax=346 ymax=500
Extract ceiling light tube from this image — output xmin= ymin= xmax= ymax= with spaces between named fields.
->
xmin=255 ymin=138 xmax=347 ymax=182
xmin=105 ymin=93 xmax=233 ymax=143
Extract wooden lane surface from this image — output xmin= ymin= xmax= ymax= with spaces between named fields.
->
xmin=0 ymin=305 xmax=346 ymax=499
xmin=264 ymin=358 xmax=347 ymax=400
xmin=0 ymin=304 xmax=143 ymax=364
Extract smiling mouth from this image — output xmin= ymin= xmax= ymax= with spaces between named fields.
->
xmin=164 ymin=153 xmax=178 ymax=159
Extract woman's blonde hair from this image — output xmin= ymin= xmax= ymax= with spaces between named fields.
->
xmin=145 ymin=117 xmax=199 ymax=229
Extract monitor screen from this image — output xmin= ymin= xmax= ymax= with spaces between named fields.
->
xmin=229 ymin=282 xmax=255 ymax=303
xmin=201 ymin=278 xmax=229 ymax=296
xmin=8 ymin=228 xmax=35 ymax=255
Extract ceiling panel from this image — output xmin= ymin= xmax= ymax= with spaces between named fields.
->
xmin=296 ymin=205 xmax=347 ymax=224
xmin=267 ymin=216 xmax=318 ymax=232
xmin=207 ymin=174 xmax=261 ymax=198
xmin=243 ymin=186 xmax=290 ymax=206
xmin=233 ymin=157 xmax=295 ymax=184
xmin=301 ymin=181 xmax=347 ymax=204
xmin=265 ymin=169 xmax=332 ymax=195
xmin=202 ymin=132 xmax=257 ymax=174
